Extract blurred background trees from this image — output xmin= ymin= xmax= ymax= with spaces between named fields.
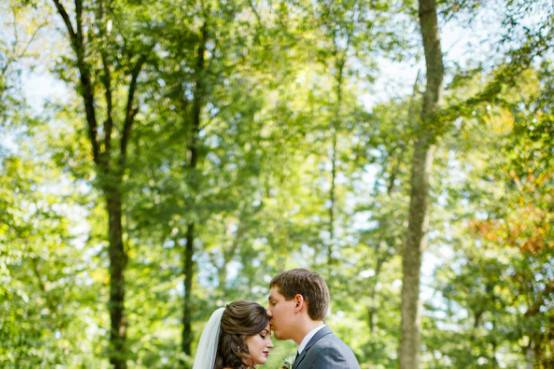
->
xmin=1 ymin=0 xmax=552 ymax=368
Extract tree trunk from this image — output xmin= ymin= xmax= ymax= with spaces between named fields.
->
xmin=182 ymin=222 xmax=195 ymax=355
xmin=399 ymin=0 xmax=443 ymax=368
xmin=328 ymin=119 xmax=337 ymax=271
xmin=105 ymin=185 xmax=128 ymax=369
xmin=367 ymin=255 xmax=384 ymax=334
xmin=51 ymin=3 xmax=146 ymax=368
xmin=181 ymin=20 xmax=207 ymax=356
xmin=328 ymin=57 xmax=345 ymax=272
xmin=399 ymin=139 xmax=432 ymax=369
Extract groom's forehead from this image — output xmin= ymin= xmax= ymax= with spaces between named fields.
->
xmin=268 ymin=286 xmax=283 ymax=299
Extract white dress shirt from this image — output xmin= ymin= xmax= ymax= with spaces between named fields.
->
xmin=297 ymin=324 xmax=326 ymax=354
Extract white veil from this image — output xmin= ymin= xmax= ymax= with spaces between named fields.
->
xmin=192 ymin=307 xmax=225 ymax=369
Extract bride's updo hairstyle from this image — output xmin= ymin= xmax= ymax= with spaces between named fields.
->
xmin=214 ymin=301 xmax=270 ymax=369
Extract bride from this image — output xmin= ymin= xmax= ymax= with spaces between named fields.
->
xmin=192 ymin=300 xmax=273 ymax=369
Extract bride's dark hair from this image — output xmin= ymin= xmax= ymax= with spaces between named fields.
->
xmin=214 ymin=301 xmax=270 ymax=369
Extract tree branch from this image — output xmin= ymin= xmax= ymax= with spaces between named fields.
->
xmin=75 ymin=0 xmax=84 ymax=42
xmin=96 ymin=0 xmax=114 ymax=158
xmin=101 ymin=53 xmax=114 ymax=157
xmin=52 ymin=0 xmax=101 ymax=166
xmin=119 ymin=54 xmax=147 ymax=169
xmin=51 ymin=0 xmax=77 ymax=41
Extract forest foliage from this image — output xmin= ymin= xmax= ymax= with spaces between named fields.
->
xmin=0 ymin=0 xmax=552 ymax=368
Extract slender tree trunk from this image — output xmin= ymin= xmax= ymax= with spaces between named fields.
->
xmin=367 ymin=255 xmax=384 ymax=334
xmin=181 ymin=21 xmax=207 ymax=356
xmin=182 ymin=222 xmax=195 ymax=355
xmin=328 ymin=58 xmax=345 ymax=271
xmin=399 ymin=1 xmax=443 ymax=368
xmin=105 ymin=185 xmax=127 ymax=369
xmin=328 ymin=124 xmax=337 ymax=267
xmin=399 ymin=139 xmax=432 ymax=369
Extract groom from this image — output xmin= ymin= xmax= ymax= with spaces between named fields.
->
xmin=267 ymin=268 xmax=360 ymax=369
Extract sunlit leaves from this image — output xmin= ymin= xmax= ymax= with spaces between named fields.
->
xmin=1 ymin=0 xmax=552 ymax=368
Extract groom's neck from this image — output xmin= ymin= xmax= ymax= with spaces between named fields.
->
xmin=293 ymin=319 xmax=324 ymax=346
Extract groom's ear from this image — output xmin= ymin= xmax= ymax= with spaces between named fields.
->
xmin=293 ymin=294 xmax=304 ymax=312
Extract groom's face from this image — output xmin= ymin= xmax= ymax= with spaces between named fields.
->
xmin=267 ymin=286 xmax=297 ymax=340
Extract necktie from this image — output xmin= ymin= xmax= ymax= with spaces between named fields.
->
xmin=292 ymin=351 xmax=300 ymax=369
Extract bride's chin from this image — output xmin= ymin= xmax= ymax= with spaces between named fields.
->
xmin=251 ymin=356 xmax=267 ymax=366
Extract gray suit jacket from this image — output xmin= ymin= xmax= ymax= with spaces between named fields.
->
xmin=293 ymin=326 xmax=360 ymax=369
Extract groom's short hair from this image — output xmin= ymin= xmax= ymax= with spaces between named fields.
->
xmin=270 ymin=268 xmax=329 ymax=320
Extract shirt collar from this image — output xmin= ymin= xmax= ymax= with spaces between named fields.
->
xmin=297 ymin=324 xmax=326 ymax=354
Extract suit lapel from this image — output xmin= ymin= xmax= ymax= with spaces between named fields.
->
xmin=292 ymin=351 xmax=302 ymax=369
xmin=292 ymin=326 xmax=332 ymax=369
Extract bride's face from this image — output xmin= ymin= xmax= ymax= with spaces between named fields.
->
xmin=244 ymin=324 xmax=273 ymax=366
